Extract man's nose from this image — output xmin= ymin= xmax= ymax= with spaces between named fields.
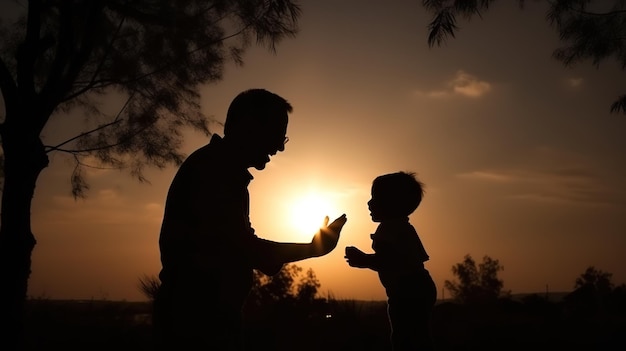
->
xmin=277 ymin=136 xmax=288 ymax=152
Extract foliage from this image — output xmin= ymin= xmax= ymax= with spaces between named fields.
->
xmin=0 ymin=1 xmax=301 ymax=347
xmin=565 ymin=265 xmax=625 ymax=318
xmin=247 ymin=263 xmax=322 ymax=304
xmin=574 ymin=265 xmax=614 ymax=294
xmin=136 ymin=263 xmax=322 ymax=306
xmin=0 ymin=0 xmax=302 ymax=196
xmin=422 ymin=0 xmax=626 ymax=113
xmin=244 ymin=263 xmax=329 ymax=326
xmin=250 ymin=263 xmax=302 ymax=302
xmin=137 ymin=274 xmax=160 ymax=302
xmin=296 ymin=267 xmax=322 ymax=302
xmin=444 ymin=254 xmax=509 ymax=303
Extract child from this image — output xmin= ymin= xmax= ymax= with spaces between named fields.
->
xmin=345 ymin=171 xmax=436 ymax=351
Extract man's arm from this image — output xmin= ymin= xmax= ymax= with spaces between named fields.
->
xmin=250 ymin=214 xmax=347 ymax=275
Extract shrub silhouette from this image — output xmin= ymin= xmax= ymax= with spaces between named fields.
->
xmin=444 ymin=254 xmax=510 ymax=304
xmin=137 ymin=275 xmax=160 ymax=302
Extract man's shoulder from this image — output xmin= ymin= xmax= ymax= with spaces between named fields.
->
xmin=180 ymin=135 xmax=224 ymax=167
xmin=192 ymin=134 xmax=222 ymax=155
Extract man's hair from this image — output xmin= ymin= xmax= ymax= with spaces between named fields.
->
xmin=224 ymin=89 xmax=293 ymax=136
xmin=373 ymin=171 xmax=425 ymax=216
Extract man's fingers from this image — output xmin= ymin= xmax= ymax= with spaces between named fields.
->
xmin=330 ymin=214 xmax=347 ymax=228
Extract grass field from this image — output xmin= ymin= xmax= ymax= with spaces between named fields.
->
xmin=23 ymin=293 xmax=625 ymax=350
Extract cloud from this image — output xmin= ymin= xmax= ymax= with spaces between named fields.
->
xmin=449 ymin=70 xmax=492 ymax=97
xmin=459 ymin=167 xmax=624 ymax=207
xmin=413 ymin=70 xmax=492 ymax=99
xmin=456 ymin=148 xmax=626 ymax=207
xmin=459 ymin=166 xmax=595 ymax=185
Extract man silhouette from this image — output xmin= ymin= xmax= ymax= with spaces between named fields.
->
xmin=154 ymin=89 xmax=347 ymax=350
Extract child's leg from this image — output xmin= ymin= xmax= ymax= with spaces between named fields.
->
xmin=388 ymin=302 xmax=434 ymax=351
xmin=388 ymin=274 xmax=437 ymax=350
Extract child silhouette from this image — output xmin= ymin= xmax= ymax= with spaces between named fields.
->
xmin=345 ymin=171 xmax=436 ymax=351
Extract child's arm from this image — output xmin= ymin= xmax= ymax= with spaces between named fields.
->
xmin=344 ymin=246 xmax=379 ymax=270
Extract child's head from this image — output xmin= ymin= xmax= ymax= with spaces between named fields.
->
xmin=368 ymin=171 xmax=424 ymax=222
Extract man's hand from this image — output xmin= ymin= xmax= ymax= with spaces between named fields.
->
xmin=311 ymin=214 xmax=347 ymax=257
xmin=344 ymin=246 xmax=369 ymax=268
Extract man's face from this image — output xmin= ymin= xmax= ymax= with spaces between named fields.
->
xmin=247 ymin=121 xmax=288 ymax=170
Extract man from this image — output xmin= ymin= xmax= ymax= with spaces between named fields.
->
xmin=154 ymin=89 xmax=347 ymax=350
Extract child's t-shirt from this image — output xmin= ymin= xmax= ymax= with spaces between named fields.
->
xmin=370 ymin=217 xmax=430 ymax=298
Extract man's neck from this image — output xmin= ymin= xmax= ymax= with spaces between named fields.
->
xmin=220 ymin=135 xmax=252 ymax=169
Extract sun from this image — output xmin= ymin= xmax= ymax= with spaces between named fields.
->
xmin=288 ymin=191 xmax=339 ymax=242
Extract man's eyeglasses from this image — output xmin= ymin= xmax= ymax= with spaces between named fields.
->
xmin=272 ymin=136 xmax=289 ymax=152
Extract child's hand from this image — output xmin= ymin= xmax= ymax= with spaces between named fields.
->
xmin=344 ymin=246 xmax=368 ymax=268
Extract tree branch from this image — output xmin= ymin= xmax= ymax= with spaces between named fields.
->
xmin=45 ymin=91 xmax=134 ymax=153
xmin=84 ymin=14 xmax=127 ymax=96
xmin=52 ymin=4 xmax=102 ymax=111
xmin=39 ymin=2 xmax=74 ymax=107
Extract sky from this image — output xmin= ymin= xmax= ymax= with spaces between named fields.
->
xmin=21 ymin=0 xmax=626 ymax=301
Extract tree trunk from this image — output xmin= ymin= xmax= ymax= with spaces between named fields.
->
xmin=0 ymin=124 xmax=48 ymax=349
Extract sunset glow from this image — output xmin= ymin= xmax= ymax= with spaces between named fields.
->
xmin=22 ymin=0 xmax=626 ymax=302
xmin=287 ymin=190 xmax=340 ymax=242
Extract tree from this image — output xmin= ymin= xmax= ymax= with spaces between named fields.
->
xmin=247 ymin=264 xmax=323 ymax=304
xmin=296 ymin=267 xmax=322 ymax=303
xmin=251 ymin=263 xmax=302 ymax=303
xmin=565 ymin=265 xmax=617 ymax=318
xmin=0 ymin=0 xmax=301 ymax=346
xmin=244 ymin=264 xmax=324 ymax=321
xmin=575 ymin=265 xmax=614 ymax=295
xmin=422 ymin=0 xmax=626 ymax=113
xmin=444 ymin=254 xmax=509 ymax=303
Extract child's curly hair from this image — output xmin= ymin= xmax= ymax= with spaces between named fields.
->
xmin=373 ymin=171 xmax=425 ymax=216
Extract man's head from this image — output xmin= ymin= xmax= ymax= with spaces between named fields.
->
xmin=224 ymin=89 xmax=292 ymax=170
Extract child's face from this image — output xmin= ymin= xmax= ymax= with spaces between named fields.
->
xmin=367 ymin=183 xmax=393 ymax=222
